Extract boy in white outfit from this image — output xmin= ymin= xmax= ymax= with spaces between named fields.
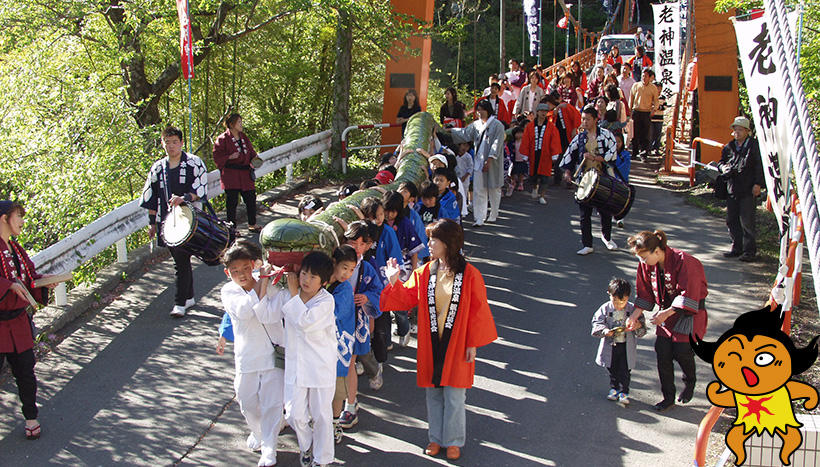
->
xmin=219 ymin=240 xmax=287 ymax=467
xmin=283 ymin=251 xmax=337 ymax=467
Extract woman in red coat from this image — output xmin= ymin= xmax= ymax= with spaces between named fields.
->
xmin=626 ymin=230 xmax=709 ymax=412
xmin=0 ymin=201 xmax=57 ymax=440
xmin=213 ymin=113 xmax=260 ymax=232
xmin=519 ymin=103 xmax=562 ymax=204
xmin=380 ymin=219 xmax=497 ymax=461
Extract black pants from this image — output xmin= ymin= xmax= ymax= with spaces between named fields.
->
xmin=632 ymin=110 xmax=652 ymax=157
xmin=726 ymin=195 xmax=756 ymax=255
xmin=169 ymin=247 xmax=194 ymax=306
xmin=225 ymin=189 xmax=257 ymax=226
xmin=654 ymin=335 xmax=696 ymax=402
xmin=580 ymin=204 xmax=612 ymax=248
xmin=608 ymin=343 xmax=631 ymax=393
xmin=1 ymin=349 xmax=38 ymax=420
xmin=371 ymin=312 xmax=392 ymax=363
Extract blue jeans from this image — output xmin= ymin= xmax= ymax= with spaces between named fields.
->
xmin=425 ymin=387 xmax=466 ymax=447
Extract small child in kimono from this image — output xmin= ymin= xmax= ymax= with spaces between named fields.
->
xmin=283 ymin=252 xmax=337 ymax=467
xmin=219 ymin=240 xmax=287 ymax=466
xmin=591 ymin=278 xmax=646 ymax=406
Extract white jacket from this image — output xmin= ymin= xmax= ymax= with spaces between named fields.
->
xmin=282 ymin=288 xmax=336 ymax=388
xmin=220 ymin=281 xmax=287 ymax=374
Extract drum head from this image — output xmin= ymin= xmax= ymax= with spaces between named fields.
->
xmin=575 ymin=170 xmax=599 ymax=201
xmin=161 ymin=204 xmax=195 ymax=246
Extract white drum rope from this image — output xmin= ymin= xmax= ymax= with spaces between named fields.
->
xmin=763 ymin=0 xmax=820 ymax=309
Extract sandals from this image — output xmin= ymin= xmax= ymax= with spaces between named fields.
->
xmin=25 ymin=424 xmax=41 ymax=440
xmin=248 ymin=225 xmax=262 ymax=233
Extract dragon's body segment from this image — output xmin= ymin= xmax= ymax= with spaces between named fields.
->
xmin=261 ymin=112 xmax=437 ymax=264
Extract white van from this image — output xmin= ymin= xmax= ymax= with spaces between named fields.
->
xmin=596 ymin=34 xmax=638 ymax=64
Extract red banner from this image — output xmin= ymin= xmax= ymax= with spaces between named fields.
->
xmin=176 ymin=0 xmax=194 ymax=80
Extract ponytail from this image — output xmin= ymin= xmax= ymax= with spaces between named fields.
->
xmin=627 ymin=229 xmax=668 ymax=253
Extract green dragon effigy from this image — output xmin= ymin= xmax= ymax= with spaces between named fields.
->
xmin=260 ymin=111 xmax=438 ymax=265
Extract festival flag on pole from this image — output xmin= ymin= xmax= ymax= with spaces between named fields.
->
xmin=523 ymin=0 xmax=541 ymax=57
xmin=176 ymin=0 xmax=195 ymax=80
xmin=732 ymin=15 xmax=792 ymax=234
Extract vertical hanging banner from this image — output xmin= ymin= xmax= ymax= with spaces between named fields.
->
xmin=176 ymin=0 xmax=195 ymax=80
xmin=679 ymin=0 xmax=688 ymax=51
xmin=523 ymin=0 xmax=541 ymax=58
xmin=732 ymin=15 xmax=792 ymax=234
xmin=652 ymin=2 xmax=680 ymax=100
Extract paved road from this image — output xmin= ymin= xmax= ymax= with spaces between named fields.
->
xmin=1 ymin=168 xmax=769 ymax=466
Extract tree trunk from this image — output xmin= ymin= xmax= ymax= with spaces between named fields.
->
xmin=330 ymin=8 xmax=353 ymax=171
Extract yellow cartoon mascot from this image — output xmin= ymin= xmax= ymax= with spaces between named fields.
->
xmin=691 ymin=305 xmax=819 ymax=466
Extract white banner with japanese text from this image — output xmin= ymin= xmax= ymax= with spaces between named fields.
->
xmin=732 ymin=16 xmax=792 ymax=233
xmin=652 ymin=2 xmax=680 ymax=100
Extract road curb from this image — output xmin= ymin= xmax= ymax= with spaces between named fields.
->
xmin=32 ymin=179 xmax=309 ymax=339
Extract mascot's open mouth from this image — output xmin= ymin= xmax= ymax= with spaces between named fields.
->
xmin=741 ymin=366 xmax=759 ymax=387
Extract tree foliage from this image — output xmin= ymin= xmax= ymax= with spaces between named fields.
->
xmin=0 ymin=0 xmax=409 ymax=273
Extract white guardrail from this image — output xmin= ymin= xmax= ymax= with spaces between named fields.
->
xmin=31 ymin=130 xmax=332 ymax=305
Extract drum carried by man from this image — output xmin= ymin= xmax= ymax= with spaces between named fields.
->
xmin=141 ymin=126 xmax=236 ymax=317
xmin=560 ymin=105 xmax=635 ymax=256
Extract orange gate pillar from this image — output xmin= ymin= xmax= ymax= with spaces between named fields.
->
xmin=380 ymin=0 xmax=436 ymax=148
xmin=692 ymin=3 xmax=739 ymax=164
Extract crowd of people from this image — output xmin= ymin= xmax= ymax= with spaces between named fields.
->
xmin=0 ymin=34 xmax=772 ymax=465
xmin=393 ymin=54 xmax=668 ymax=254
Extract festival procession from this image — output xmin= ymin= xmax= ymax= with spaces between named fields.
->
xmin=1 ymin=1 xmax=820 ymax=466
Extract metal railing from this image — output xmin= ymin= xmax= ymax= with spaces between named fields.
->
xmin=32 ymin=130 xmax=331 ymax=305
xmin=663 ymin=136 xmax=724 ymax=186
xmin=340 ymin=123 xmax=402 ymax=174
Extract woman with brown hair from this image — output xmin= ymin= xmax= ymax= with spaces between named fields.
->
xmin=625 ymin=230 xmax=709 ymax=412
xmin=0 ymin=201 xmax=59 ymax=440
xmin=213 ymin=113 xmax=260 ymax=232
xmin=439 ymin=87 xmax=466 ymax=128
xmin=380 ymin=219 xmax=497 ymax=460
xmin=397 ymin=89 xmax=422 ymax=135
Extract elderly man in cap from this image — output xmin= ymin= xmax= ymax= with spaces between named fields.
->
xmin=718 ymin=116 xmax=764 ymax=262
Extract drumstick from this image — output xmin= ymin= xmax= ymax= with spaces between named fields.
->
xmin=32 ymin=273 xmax=73 ymax=288
xmin=15 ymin=279 xmax=38 ymax=308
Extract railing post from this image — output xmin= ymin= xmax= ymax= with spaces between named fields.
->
xmin=286 ymin=164 xmax=294 ymax=184
xmin=321 ymin=149 xmax=329 ymax=166
xmin=116 ymin=238 xmax=128 ymax=263
xmin=55 ymin=283 xmax=67 ymax=306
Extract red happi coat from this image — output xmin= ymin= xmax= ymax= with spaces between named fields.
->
xmin=519 ymin=119 xmax=562 ymax=177
xmin=635 ymin=247 xmax=708 ymax=343
xmin=0 ymin=239 xmax=47 ymax=354
xmin=549 ymin=106 xmax=581 ymax=148
xmin=380 ymin=262 xmax=497 ymax=388
xmin=213 ymin=130 xmax=257 ymax=191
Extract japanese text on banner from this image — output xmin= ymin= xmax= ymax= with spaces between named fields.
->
xmin=653 ymin=2 xmax=680 ymax=100
xmin=732 ymin=16 xmax=792 ymax=234
xmin=523 ymin=0 xmax=541 ymax=58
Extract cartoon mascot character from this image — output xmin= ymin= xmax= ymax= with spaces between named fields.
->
xmin=691 ymin=305 xmax=819 ymax=466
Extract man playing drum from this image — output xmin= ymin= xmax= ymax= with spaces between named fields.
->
xmin=559 ymin=106 xmax=619 ymax=256
xmin=141 ymin=126 xmax=209 ymax=317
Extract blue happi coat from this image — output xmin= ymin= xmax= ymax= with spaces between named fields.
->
xmin=367 ymin=224 xmax=404 ymax=287
xmin=437 ymin=190 xmax=460 ymax=221
xmin=330 ymin=280 xmax=356 ymax=377
xmin=406 ymin=205 xmax=429 ymax=259
xmin=348 ymin=260 xmax=383 ymax=355
xmin=219 ymin=312 xmax=234 ymax=342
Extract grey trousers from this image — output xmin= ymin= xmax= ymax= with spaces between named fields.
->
xmin=425 ymin=386 xmax=467 ymax=447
